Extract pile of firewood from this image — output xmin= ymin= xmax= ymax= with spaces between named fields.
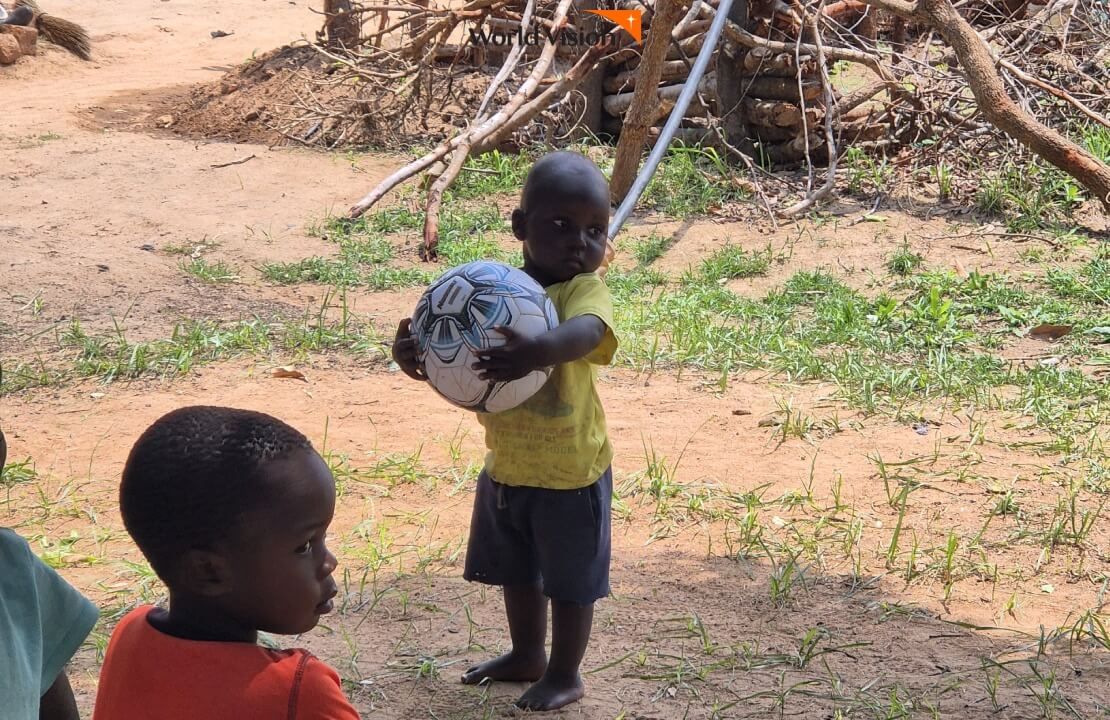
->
xmin=312 ymin=0 xmax=1110 ymax=248
xmin=600 ymin=0 xmax=836 ymax=166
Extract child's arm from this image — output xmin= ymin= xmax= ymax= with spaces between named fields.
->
xmin=473 ymin=315 xmax=606 ymax=383
xmin=39 ymin=670 xmax=80 ymax=720
xmin=390 ymin=318 xmax=427 ymax=382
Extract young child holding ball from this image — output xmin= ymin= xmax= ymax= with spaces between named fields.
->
xmin=392 ymin=151 xmax=617 ymax=711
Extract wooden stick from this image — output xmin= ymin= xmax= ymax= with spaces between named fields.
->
xmin=418 ymin=0 xmax=577 ymax=256
xmin=611 ymin=0 xmax=687 ymax=202
xmin=741 ymin=47 xmax=812 ymax=75
xmin=742 ymin=98 xmax=821 ymax=126
xmin=603 ymin=75 xmax=716 ymax=115
xmin=781 ymin=0 xmax=839 ymax=217
xmin=740 ymin=75 xmax=821 ymax=102
xmin=760 ymin=133 xmax=826 ymax=164
xmin=603 ymin=59 xmax=693 ymax=93
xmin=750 ymin=124 xmax=803 ymax=141
xmin=475 ymin=0 xmax=536 ymax=118
xmin=672 ymin=0 xmax=705 ymax=37
xmin=422 ymin=145 xmax=471 ymax=259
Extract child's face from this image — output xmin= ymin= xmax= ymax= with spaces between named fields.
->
xmin=514 ymin=187 xmax=610 ymax=286
xmin=219 ymin=448 xmax=339 ymax=635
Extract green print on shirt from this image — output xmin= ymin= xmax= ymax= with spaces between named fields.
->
xmin=525 ymin=377 xmax=574 ymax=418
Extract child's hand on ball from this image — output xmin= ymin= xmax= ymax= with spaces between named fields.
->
xmin=473 ymin=326 xmax=547 ymax=382
xmin=392 ymin=319 xmax=427 ymax=382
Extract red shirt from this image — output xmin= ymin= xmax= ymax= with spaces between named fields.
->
xmin=92 ymin=606 xmax=360 ymax=720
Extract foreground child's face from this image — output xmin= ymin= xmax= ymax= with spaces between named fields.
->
xmin=516 ymin=187 xmax=610 ymax=285
xmin=220 ymin=448 xmax=339 ymax=635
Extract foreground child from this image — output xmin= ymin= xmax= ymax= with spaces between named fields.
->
xmin=1 ymin=427 xmax=100 ymax=720
xmin=92 ymin=406 xmax=359 ymax=720
xmin=393 ymin=151 xmax=618 ymax=711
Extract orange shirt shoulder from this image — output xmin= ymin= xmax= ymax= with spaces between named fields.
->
xmin=92 ymin=606 xmax=359 ymax=720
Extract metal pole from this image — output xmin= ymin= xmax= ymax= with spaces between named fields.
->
xmin=607 ymin=0 xmax=735 ymax=240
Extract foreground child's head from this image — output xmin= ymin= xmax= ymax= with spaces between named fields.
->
xmin=512 ymin=151 xmax=610 ymax=286
xmin=120 ymin=406 xmax=338 ymax=636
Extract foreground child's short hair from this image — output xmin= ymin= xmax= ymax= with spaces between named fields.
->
xmin=120 ymin=406 xmax=313 ymax=580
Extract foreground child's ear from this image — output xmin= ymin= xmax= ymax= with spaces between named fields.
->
xmin=179 ymin=549 xmax=234 ymax=597
xmin=511 ymin=208 xmax=527 ymax=241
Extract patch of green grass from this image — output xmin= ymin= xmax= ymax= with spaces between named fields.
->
xmin=320 ymin=208 xmax=423 ymax=238
xmin=975 ymin=161 xmax=1084 ymax=231
xmin=180 ymin=257 xmax=239 ymax=284
xmin=643 ymin=145 xmax=747 ymax=218
xmin=268 ymin=203 xmax=517 ymax=288
xmin=263 ymin=211 xmax=427 ymax=288
xmin=60 ymin=316 xmax=272 ymax=382
xmin=14 ymin=132 xmax=63 ymax=149
xmin=260 ymin=247 xmax=424 ymax=289
xmin=261 ymin=257 xmax=363 ymax=286
xmin=162 ymin=238 xmax=221 ymax=256
xmin=631 ymin=233 xmax=674 ymax=267
xmin=611 ymin=264 xmax=1110 ymax=427
xmin=1045 ymin=255 xmax=1110 ymax=306
xmin=843 ymin=146 xmax=892 ymax=196
xmin=975 ymin=175 xmax=1006 ymax=216
xmin=887 ymin=241 xmax=923 ymax=276
xmin=1 ymin=456 xmax=37 ymax=510
xmin=437 ymin=205 xmax=515 ymax=266
xmin=684 ymin=244 xmax=773 ymax=285
xmin=976 ymin=128 xmax=1108 ymax=227
xmin=3 ymin=293 xmax=388 ymax=390
xmin=336 ymin=236 xmax=394 ymax=265
xmin=447 ymin=149 xmax=532 ymax=200
xmin=0 ymin=360 xmax=57 ymax=394
xmin=605 ymin=266 xmax=668 ymax=296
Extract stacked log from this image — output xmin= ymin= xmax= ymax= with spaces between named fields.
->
xmin=597 ymin=0 xmax=833 ymax=166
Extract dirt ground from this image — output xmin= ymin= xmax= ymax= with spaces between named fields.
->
xmin=2 ymin=0 xmax=1109 ymax=718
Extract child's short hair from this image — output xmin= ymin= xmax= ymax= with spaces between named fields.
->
xmin=120 ymin=406 xmax=313 ymax=581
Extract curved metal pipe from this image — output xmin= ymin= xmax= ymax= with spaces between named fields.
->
xmin=608 ymin=0 xmax=735 ymax=240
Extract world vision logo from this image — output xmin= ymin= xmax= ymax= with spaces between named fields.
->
xmin=468 ymin=8 xmax=643 ymax=47
xmin=586 ymin=9 xmax=643 ymax=43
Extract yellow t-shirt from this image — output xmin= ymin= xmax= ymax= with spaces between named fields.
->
xmin=477 ymin=272 xmax=618 ymax=489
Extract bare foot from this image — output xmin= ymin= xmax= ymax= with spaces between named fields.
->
xmin=461 ymin=652 xmax=546 ymax=685
xmin=514 ymin=672 xmax=585 ymax=711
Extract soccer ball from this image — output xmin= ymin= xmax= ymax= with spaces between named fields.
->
xmin=411 ymin=261 xmax=559 ymax=413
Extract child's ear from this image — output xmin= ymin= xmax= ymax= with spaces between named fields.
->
xmin=0 ymin=428 xmax=7 ymax=472
xmin=511 ymin=208 xmax=527 ymax=241
xmin=179 ymin=549 xmax=233 ymax=597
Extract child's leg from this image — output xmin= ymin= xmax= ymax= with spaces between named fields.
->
xmin=514 ymin=467 xmax=613 ymax=710
xmin=514 ymin=600 xmax=593 ymax=711
xmin=462 ymin=472 xmax=547 ymax=683
xmin=461 ymin=582 xmax=547 ymax=684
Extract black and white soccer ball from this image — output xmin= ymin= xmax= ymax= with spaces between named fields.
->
xmin=411 ymin=261 xmax=559 ymax=413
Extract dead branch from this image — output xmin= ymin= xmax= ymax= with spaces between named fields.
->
xmin=475 ymin=0 xmax=536 ymax=117
xmin=860 ymin=0 xmax=1110 ymax=212
xmin=349 ymin=0 xmax=577 ymax=219
xmin=473 ymin=41 xmax=610 ymax=154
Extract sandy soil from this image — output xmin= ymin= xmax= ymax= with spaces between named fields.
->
xmin=2 ymin=1 xmax=1108 ymax=718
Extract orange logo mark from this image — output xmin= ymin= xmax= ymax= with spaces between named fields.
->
xmin=586 ymin=9 xmax=643 ymax=43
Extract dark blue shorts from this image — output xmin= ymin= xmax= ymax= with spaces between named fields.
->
xmin=463 ymin=467 xmax=612 ymax=605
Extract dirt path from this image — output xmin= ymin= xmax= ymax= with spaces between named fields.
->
xmin=2 ymin=0 xmax=409 ymax=343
